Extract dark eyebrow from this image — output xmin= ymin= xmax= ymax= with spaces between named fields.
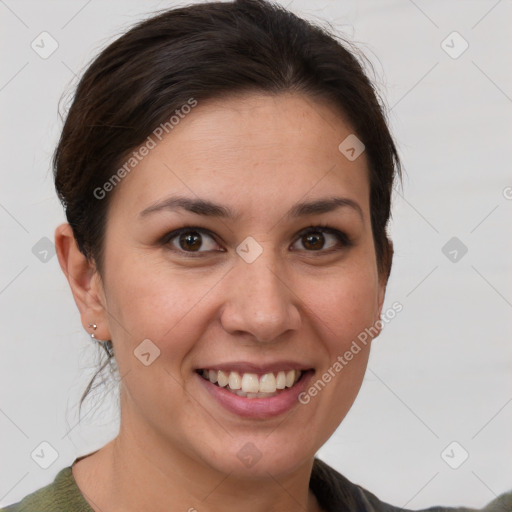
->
xmin=287 ymin=197 xmax=363 ymax=221
xmin=139 ymin=195 xmax=363 ymax=221
xmin=139 ymin=197 xmax=235 ymax=218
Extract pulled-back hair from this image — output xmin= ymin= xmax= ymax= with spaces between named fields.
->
xmin=53 ymin=0 xmax=402 ymax=416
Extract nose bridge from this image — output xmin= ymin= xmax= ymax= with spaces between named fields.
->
xmin=220 ymin=244 xmax=300 ymax=342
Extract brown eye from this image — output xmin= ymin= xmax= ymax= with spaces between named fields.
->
xmin=163 ymin=227 xmax=222 ymax=255
xmin=302 ymin=231 xmax=325 ymax=250
xmin=291 ymin=226 xmax=352 ymax=252
xmin=178 ymin=231 xmax=202 ymax=251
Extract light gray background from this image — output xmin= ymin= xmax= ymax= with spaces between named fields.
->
xmin=1 ymin=0 xmax=511 ymax=509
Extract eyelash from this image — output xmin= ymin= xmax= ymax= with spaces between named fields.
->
xmin=160 ymin=224 xmax=353 ymax=257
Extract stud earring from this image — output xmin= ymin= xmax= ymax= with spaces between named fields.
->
xmin=88 ymin=323 xmax=110 ymax=343
xmin=88 ymin=322 xmax=114 ymax=358
xmin=88 ymin=323 xmax=98 ymax=338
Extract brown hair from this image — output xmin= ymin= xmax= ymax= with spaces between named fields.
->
xmin=53 ymin=0 xmax=402 ymax=416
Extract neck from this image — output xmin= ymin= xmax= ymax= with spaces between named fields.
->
xmin=76 ymin=410 xmax=321 ymax=512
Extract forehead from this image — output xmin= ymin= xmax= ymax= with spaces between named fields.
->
xmin=109 ymin=92 xmax=370 ymax=220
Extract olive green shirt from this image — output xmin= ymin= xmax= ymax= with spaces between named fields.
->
xmin=1 ymin=458 xmax=510 ymax=511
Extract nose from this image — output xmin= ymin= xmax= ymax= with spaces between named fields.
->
xmin=219 ymin=252 xmax=301 ymax=343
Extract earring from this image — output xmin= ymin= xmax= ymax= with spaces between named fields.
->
xmin=88 ymin=322 xmax=114 ymax=358
xmin=88 ymin=323 xmax=97 ymax=338
xmin=88 ymin=323 xmax=110 ymax=343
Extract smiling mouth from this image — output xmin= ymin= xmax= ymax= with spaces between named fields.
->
xmin=196 ymin=369 xmax=311 ymax=399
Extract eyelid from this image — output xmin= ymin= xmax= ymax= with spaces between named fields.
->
xmin=160 ymin=224 xmax=352 ymax=255
xmin=293 ymin=224 xmax=352 ymax=249
xmin=160 ymin=226 xmax=223 ymax=255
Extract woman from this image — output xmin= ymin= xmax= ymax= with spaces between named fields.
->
xmin=1 ymin=0 xmax=510 ymax=510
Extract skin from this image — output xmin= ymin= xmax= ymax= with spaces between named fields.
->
xmin=55 ymin=92 xmax=389 ymax=512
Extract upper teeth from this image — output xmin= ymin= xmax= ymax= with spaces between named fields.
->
xmin=201 ymin=369 xmax=301 ymax=394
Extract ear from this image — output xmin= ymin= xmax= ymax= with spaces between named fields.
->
xmin=374 ymin=238 xmax=394 ymax=335
xmin=55 ymin=223 xmax=111 ymax=342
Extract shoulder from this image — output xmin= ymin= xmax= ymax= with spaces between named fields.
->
xmin=311 ymin=458 xmax=512 ymax=512
xmin=0 ymin=465 xmax=93 ymax=512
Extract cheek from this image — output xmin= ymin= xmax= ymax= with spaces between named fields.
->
xmin=301 ymin=266 xmax=380 ymax=346
xmin=294 ymin=271 xmax=378 ymax=445
xmin=301 ymin=275 xmax=377 ymax=425
xmin=104 ymin=233 xmax=380 ymax=361
xmin=102 ymin=254 xmax=207 ymax=357
xmin=104 ymin=264 xmax=211 ymax=415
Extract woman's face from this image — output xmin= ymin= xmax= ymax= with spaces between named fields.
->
xmin=90 ymin=92 xmax=386 ymax=476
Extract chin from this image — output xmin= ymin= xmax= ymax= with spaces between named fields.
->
xmin=198 ymin=434 xmax=316 ymax=479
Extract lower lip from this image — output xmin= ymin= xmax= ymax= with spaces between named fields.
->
xmin=196 ymin=371 xmax=314 ymax=419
